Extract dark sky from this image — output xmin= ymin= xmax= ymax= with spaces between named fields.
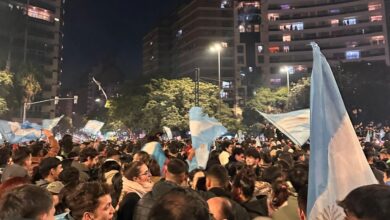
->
xmin=61 ymin=0 xmax=183 ymax=89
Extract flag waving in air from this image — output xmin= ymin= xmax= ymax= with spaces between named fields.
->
xmin=307 ymin=42 xmax=377 ymax=219
xmin=188 ymin=107 xmax=227 ymax=171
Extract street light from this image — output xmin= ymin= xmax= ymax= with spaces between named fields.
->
xmin=280 ymin=66 xmax=291 ymax=94
xmin=209 ymin=42 xmax=227 ymax=113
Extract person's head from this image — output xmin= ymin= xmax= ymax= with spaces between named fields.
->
xmin=123 ymin=161 xmax=151 ymax=184
xmin=12 ymin=147 xmax=32 ymax=169
xmin=105 ymin=147 xmax=121 ymax=162
xmin=205 ymin=164 xmax=229 ymax=190
xmin=0 ymin=177 xmax=30 ymax=198
xmin=188 ymin=169 xmax=205 ymax=190
xmin=288 ymin=165 xmax=308 ymax=193
xmin=384 ymin=168 xmax=390 ymax=183
xmin=66 ymin=181 xmax=114 ymax=220
xmin=338 ymin=184 xmax=390 ymax=220
xmin=232 ymin=167 xmax=256 ymax=203
xmin=232 ymin=147 xmax=245 ymax=163
xmin=207 ymin=197 xmax=234 ymax=220
xmin=379 ymin=148 xmax=390 ymax=161
xmin=0 ymin=147 xmax=11 ymax=167
xmin=39 ymin=157 xmax=63 ymax=181
xmin=220 ymin=141 xmax=233 ymax=154
xmin=0 ymin=184 xmax=55 ymax=220
xmin=165 ymin=158 xmax=188 ymax=185
xmin=133 ymin=151 xmax=151 ymax=164
xmin=363 ymin=148 xmax=376 ymax=164
xmin=46 ymin=181 xmax=65 ymax=207
xmin=59 ymin=166 xmax=80 ymax=185
xmin=79 ymin=147 xmax=99 ymax=169
xmin=245 ymin=147 xmax=260 ymax=167
xmin=271 ymin=179 xmax=290 ymax=209
xmin=148 ymin=159 xmax=161 ymax=176
xmin=148 ymin=187 xmax=210 ymax=220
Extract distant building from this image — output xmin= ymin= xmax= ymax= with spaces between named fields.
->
xmin=144 ymin=0 xmax=390 ymax=108
xmin=0 ymin=0 xmax=64 ymax=119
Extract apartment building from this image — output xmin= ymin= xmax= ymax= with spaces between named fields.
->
xmin=0 ymin=0 xmax=64 ymax=119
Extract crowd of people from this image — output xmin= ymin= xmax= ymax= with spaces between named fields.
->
xmin=0 ymin=123 xmax=389 ymax=220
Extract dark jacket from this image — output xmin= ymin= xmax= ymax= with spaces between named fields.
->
xmin=117 ymin=193 xmax=141 ymax=220
xmin=132 ymin=180 xmax=178 ymax=220
xmin=208 ymin=187 xmax=250 ymax=220
xmin=241 ymin=196 xmax=268 ymax=219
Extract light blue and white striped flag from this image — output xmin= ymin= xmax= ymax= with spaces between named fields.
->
xmin=188 ymin=107 xmax=227 ymax=171
xmin=142 ymin=141 xmax=167 ymax=173
xmin=307 ymin=42 xmax=377 ymax=219
xmin=257 ymin=109 xmax=310 ymax=146
xmin=82 ymin=120 xmax=105 ymax=136
xmin=0 ymin=120 xmax=42 ymax=144
xmin=42 ymin=115 xmax=63 ymax=130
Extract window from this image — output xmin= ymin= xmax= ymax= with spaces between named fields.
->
xmin=269 ymin=46 xmax=280 ymax=53
xmin=280 ymin=24 xmax=291 ymax=30
xmin=371 ymin=35 xmax=385 ymax=45
xmin=246 ymin=25 xmax=253 ymax=32
xmin=345 ymin=50 xmax=360 ymax=60
xmin=268 ymin=13 xmax=279 ymax=21
xmin=281 ymin=4 xmax=290 ymax=10
xmin=238 ymin=56 xmax=244 ymax=64
xmin=283 ymin=46 xmax=289 ymax=52
xmin=254 ymin=25 xmax=260 ymax=32
xmin=222 ymin=81 xmax=232 ymax=89
xmin=176 ymin=29 xmax=183 ymax=38
xmin=237 ymin=45 xmax=244 ymax=53
xmin=220 ymin=0 xmax=231 ymax=8
xmin=368 ymin=3 xmax=381 ymax=11
xmin=283 ymin=34 xmax=291 ymax=42
xmin=370 ymin=15 xmax=382 ymax=22
xmin=239 ymin=25 xmax=245 ymax=33
xmin=343 ymin=18 xmax=356 ymax=25
xmin=28 ymin=6 xmax=53 ymax=22
xmin=292 ymin=22 xmax=304 ymax=30
xmin=257 ymin=46 xmax=263 ymax=53
xmin=331 ymin=19 xmax=339 ymax=26
xmin=329 ymin=9 xmax=340 ymax=14
xmin=346 ymin=41 xmax=358 ymax=48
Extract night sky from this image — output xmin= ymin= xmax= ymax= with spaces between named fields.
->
xmin=61 ymin=0 xmax=183 ymax=89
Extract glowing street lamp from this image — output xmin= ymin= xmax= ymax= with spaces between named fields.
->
xmin=209 ymin=42 xmax=227 ymax=113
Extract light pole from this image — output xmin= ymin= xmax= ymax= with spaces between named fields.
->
xmin=280 ymin=66 xmax=290 ymax=95
xmin=209 ymin=42 xmax=226 ymax=113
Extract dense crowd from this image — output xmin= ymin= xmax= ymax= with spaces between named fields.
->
xmin=0 ymin=123 xmax=389 ymax=220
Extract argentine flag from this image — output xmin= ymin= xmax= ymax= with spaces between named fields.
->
xmin=258 ymin=109 xmax=310 ymax=146
xmin=0 ymin=120 xmax=42 ymax=144
xmin=188 ymin=107 xmax=227 ymax=171
xmin=82 ymin=120 xmax=105 ymax=136
xmin=142 ymin=141 xmax=166 ymax=173
xmin=307 ymin=43 xmax=377 ymax=219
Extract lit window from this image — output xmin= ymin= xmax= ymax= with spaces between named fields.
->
xmin=248 ymin=67 xmax=253 ymax=72
xmin=257 ymin=46 xmax=263 ymax=53
xmin=239 ymin=25 xmax=245 ymax=33
xmin=292 ymin=22 xmax=304 ymax=30
xmin=346 ymin=41 xmax=358 ymax=48
xmin=269 ymin=46 xmax=280 ymax=53
xmin=254 ymin=25 xmax=260 ymax=32
xmin=268 ymin=13 xmax=279 ymax=21
xmin=343 ymin=18 xmax=356 ymax=25
xmin=371 ymin=35 xmax=385 ymax=44
xmin=222 ymin=81 xmax=232 ymax=88
xmin=28 ymin=6 xmax=53 ymax=22
xmin=331 ymin=19 xmax=339 ymax=26
xmin=280 ymin=24 xmax=291 ymax=30
xmin=370 ymin=15 xmax=382 ymax=22
xmin=246 ymin=25 xmax=252 ymax=32
xmin=345 ymin=50 xmax=360 ymax=60
xmin=368 ymin=3 xmax=381 ymax=11
xmin=283 ymin=46 xmax=289 ymax=52
xmin=329 ymin=9 xmax=340 ymax=14
xmin=283 ymin=35 xmax=291 ymax=42
xmin=149 ymin=41 xmax=153 ymax=46
xmin=281 ymin=4 xmax=290 ymax=10
xmin=220 ymin=0 xmax=230 ymax=8
xmin=176 ymin=29 xmax=183 ymax=38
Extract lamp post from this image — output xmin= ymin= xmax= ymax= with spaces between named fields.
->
xmin=209 ymin=42 xmax=226 ymax=113
xmin=280 ymin=66 xmax=290 ymax=95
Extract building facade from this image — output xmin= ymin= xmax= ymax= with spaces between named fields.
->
xmin=144 ymin=0 xmax=390 ymax=108
xmin=0 ymin=0 xmax=64 ymax=119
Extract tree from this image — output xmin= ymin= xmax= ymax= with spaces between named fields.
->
xmin=109 ymin=78 xmax=238 ymax=132
xmin=247 ymin=87 xmax=288 ymax=113
xmin=17 ymin=64 xmax=42 ymax=103
xmin=286 ymin=77 xmax=310 ymax=111
xmin=0 ymin=70 xmax=14 ymax=114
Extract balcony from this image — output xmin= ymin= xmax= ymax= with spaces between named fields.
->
xmin=274 ymin=7 xmax=368 ymax=21
xmin=268 ymin=0 xmax=362 ymax=10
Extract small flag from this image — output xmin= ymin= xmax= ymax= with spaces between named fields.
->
xmin=258 ymin=109 xmax=310 ymax=146
xmin=82 ymin=120 xmax=104 ymax=136
xmin=142 ymin=141 xmax=166 ymax=173
xmin=307 ymin=42 xmax=377 ymax=219
xmin=188 ymin=107 xmax=227 ymax=171
xmin=42 ymin=115 xmax=64 ymax=130
xmin=163 ymin=126 xmax=173 ymax=140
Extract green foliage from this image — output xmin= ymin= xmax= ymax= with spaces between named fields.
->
xmin=0 ymin=70 xmax=14 ymax=114
xmin=17 ymin=64 xmax=43 ymax=103
xmin=109 ymin=78 xmax=238 ymax=132
xmin=286 ymin=77 xmax=311 ymax=111
xmin=247 ymin=87 xmax=288 ymax=113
